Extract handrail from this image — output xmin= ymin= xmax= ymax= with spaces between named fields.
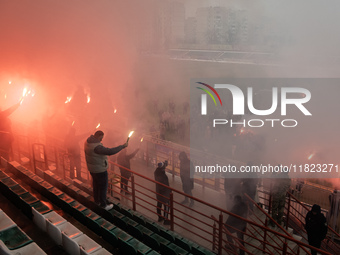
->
xmin=256 ymin=187 xmax=340 ymax=254
xmin=211 ymin=215 xmax=252 ymax=255
xmin=287 ymin=191 xmax=340 ymax=239
xmin=285 ymin=191 xmax=340 ymax=255
xmin=10 ymin=129 xmax=340 ymax=254
xmin=111 ymin=160 xmax=334 ymax=254
xmin=243 ymin=193 xmax=311 ymax=255
xmin=211 ymin=214 xmax=332 ymax=255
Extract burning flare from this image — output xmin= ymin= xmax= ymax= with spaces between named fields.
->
xmin=308 ymin=154 xmax=314 ymax=160
xmin=140 ymin=137 xmax=144 ymax=142
xmin=96 ymin=123 xmax=101 ymax=129
xmin=127 ymin=131 xmax=134 ymax=142
xmin=114 ymin=109 xmax=117 ymax=113
xmin=20 ymin=87 xmax=34 ymax=104
xmin=65 ymin=96 xmax=72 ymax=104
xmin=8 ymin=81 xmax=11 ymax=85
xmin=87 ymin=94 xmax=91 ymax=103
xmin=22 ymin=88 xmax=28 ymax=97
xmin=71 ymin=121 xmax=75 ymax=126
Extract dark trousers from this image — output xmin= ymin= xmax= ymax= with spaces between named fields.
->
xmin=308 ymin=236 xmax=321 ymax=255
xmin=120 ymin=172 xmax=131 ymax=192
xmin=90 ymin=171 xmax=108 ymax=207
xmin=157 ymin=200 xmax=169 ymax=220
xmin=226 ymin=227 xmax=246 ymax=255
xmin=69 ymin=154 xmax=82 ymax=180
xmin=182 ymin=186 xmax=193 ymax=202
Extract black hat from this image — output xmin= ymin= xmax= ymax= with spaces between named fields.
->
xmin=311 ymin=204 xmax=321 ymax=213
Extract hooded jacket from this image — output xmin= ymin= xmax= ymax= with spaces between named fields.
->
xmin=84 ymin=135 xmax=125 ymax=173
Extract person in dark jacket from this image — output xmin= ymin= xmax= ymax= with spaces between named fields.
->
xmin=154 ymin=161 xmax=171 ymax=225
xmin=270 ymin=171 xmax=291 ymax=226
xmin=64 ymin=127 xmax=89 ymax=181
xmin=84 ymin=130 xmax=128 ymax=210
xmin=225 ymin=195 xmax=248 ymax=255
xmin=0 ymin=102 xmax=20 ymax=160
xmin=305 ymin=204 xmax=328 ymax=255
xmin=117 ymin=148 xmax=139 ymax=194
xmin=179 ymin=151 xmax=194 ymax=206
xmin=241 ymin=162 xmax=258 ymax=213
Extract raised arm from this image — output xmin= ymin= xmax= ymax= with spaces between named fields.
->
xmin=94 ymin=143 xmax=127 ymax=156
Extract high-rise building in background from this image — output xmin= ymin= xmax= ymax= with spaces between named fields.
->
xmin=133 ymin=2 xmax=284 ymax=52
xmin=134 ymin=0 xmax=185 ymax=52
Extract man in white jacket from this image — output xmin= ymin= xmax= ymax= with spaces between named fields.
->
xmin=84 ymin=130 xmax=128 ymax=210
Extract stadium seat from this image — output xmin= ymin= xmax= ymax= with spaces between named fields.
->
xmin=81 ymin=247 xmax=112 ymax=255
xmin=63 ymin=233 xmax=101 ymax=255
xmin=48 ymin=221 xmax=82 ymax=246
xmin=119 ymin=238 xmax=137 ymax=255
xmin=127 ymin=238 xmax=152 ymax=255
xmin=0 ymin=240 xmax=46 ymax=255
xmin=0 ymin=226 xmax=32 ymax=250
xmin=32 ymin=207 xmax=56 ymax=232
xmin=0 ymin=210 xmax=16 ymax=231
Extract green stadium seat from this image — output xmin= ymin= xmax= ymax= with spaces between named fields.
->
xmin=132 ymin=211 xmax=147 ymax=225
xmin=120 ymin=206 xmax=133 ymax=218
xmin=112 ymin=227 xmax=133 ymax=243
xmin=57 ymin=193 xmax=75 ymax=214
xmin=146 ymin=250 xmax=161 ymax=255
xmin=101 ymin=224 xmax=118 ymax=244
xmin=127 ymin=220 xmax=143 ymax=241
xmin=173 ymin=234 xmax=193 ymax=252
xmin=158 ymin=227 xmax=175 ymax=243
xmin=0 ymin=177 xmax=18 ymax=189
xmin=9 ymin=184 xmax=28 ymax=196
xmin=0 ymin=226 xmax=33 ymax=250
xmin=128 ymin=238 xmax=152 ymax=255
xmin=161 ymin=242 xmax=190 ymax=255
xmin=119 ymin=238 xmax=137 ymax=255
xmin=0 ymin=171 xmax=9 ymax=180
xmin=145 ymin=233 xmax=170 ymax=251
xmin=145 ymin=221 xmax=160 ymax=234
xmin=31 ymin=201 xmax=52 ymax=214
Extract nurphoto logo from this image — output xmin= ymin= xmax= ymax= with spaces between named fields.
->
xmin=196 ymin=82 xmax=312 ymax=128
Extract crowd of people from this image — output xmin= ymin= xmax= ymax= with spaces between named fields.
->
xmin=0 ymin=98 xmax=333 ymax=255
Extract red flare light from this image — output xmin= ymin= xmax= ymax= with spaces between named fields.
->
xmin=65 ymin=96 xmax=72 ymax=104
xmin=22 ymin=87 xmax=28 ymax=97
xmin=20 ymin=87 xmax=34 ymax=104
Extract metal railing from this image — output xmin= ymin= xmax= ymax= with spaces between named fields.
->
xmin=107 ymin=161 xmax=335 ymax=255
xmin=255 ymin=186 xmax=340 ymax=254
xmin=9 ymin=130 xmax=340 ymax=254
